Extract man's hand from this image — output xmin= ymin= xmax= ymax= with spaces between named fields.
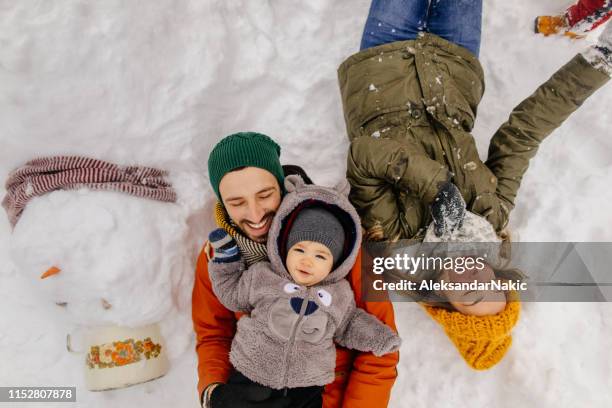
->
xmin=430 ymin=181 xmax=466 ymax=237
xmin=208 ymin=229 xmax=240 ymax=263
xmin=207 ymin=382 xmax=291 ymax=408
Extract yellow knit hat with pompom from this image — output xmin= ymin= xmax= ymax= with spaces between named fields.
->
xmin=422 ymin=296 xmax=520 ymax=370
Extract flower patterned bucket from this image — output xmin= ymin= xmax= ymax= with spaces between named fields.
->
xmin=67 ymin=323 xmax=169 ymax=391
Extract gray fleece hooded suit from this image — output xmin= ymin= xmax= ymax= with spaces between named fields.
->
xmin=208 ymin=175 xmax=401 ymax=390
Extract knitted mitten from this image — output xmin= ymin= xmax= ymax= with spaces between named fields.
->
xmin=599 ymin=20 xmax=612 ymax=47
xmin=209 ymin=228 xmax=240 ymax=263
xmin=422 ymin=298 xmax=521 ymax=370
xmin=582 ymin=21 xmax=612 ymax=76
xmin=431 ymin=181 xmax=466 ymax=238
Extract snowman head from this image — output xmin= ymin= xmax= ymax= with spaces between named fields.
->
xmin=9 ymin=188 xmax=189 ymax=327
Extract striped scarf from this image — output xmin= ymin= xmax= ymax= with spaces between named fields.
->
xmin=214 ymin=201 xmax=268 ymax=267
xmin=2 ymin=156 xmax=177 ymax=228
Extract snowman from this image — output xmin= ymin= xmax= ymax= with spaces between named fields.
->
xmin=3 ymin=156 xmax=206 ymax=391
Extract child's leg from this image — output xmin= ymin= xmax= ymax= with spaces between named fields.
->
xmin=566 ymin=0 xmax=612 ymax=31
xmin=425 ymin=0 xmax=483 ymax=57
xmin=360 ymin=0 xmax=430 ymax=50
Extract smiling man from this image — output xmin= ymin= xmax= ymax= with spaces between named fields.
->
xmin=192 ymin=132 xmax=399 ymax=408
xmin=220 ymin=166 xmax=279 ymax=241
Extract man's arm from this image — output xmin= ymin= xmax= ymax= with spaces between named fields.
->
xmin=338 ymin=248 xmax=400 ymax=408
xmin=192 ymin=242 xmax=236 ymax=398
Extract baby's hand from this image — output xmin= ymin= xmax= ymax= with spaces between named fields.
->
xmin=373 ymin=327 xmax=402 ymax=357
xmin=208 ymin=228 xmax=240 ymax=263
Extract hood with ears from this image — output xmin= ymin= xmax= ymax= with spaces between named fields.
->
xmin=266 ymin=175 xmax=362 ymax=285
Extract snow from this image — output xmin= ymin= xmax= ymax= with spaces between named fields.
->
xmin=1 ymin=1 xmax=612 ymax=407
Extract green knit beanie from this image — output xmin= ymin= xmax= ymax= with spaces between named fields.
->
xmin=208 ymin=132 xmax=284 ymax=200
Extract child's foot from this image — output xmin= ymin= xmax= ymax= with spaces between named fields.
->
xmin=534 ymin=15 xmax=585 ymax=39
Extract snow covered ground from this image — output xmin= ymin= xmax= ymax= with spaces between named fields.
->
xmin=1 ymin=1 xmax=611 ymax=407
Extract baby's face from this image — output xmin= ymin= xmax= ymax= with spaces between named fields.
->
xmin=286 ymin=240 xmax=333 ymax=286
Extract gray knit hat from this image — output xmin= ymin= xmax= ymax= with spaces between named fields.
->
xmin=286 ymin=207 xmax=345 ymax=263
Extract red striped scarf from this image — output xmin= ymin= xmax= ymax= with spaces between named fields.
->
xmin=2 ymin=156 xmax=177 ymax=228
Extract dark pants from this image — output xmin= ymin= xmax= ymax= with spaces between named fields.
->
xmin=228 ymin=371 xmax=323 ymax=408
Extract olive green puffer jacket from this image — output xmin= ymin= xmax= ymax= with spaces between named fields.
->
xmin=338 ymin=33 xmax=609 ymax=241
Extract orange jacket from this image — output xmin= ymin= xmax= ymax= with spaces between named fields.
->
xmin=192 ymin=242 xmax=399 ymax=408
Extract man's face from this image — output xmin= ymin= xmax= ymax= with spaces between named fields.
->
xmin=218 ymin=167 xmax=282 ymax=243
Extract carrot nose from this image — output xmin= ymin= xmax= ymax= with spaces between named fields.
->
xmin=41 ymin=266 xmax=61 ymax=279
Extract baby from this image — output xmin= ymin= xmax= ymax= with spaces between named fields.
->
xmin=207 ymin=175 xmax=401 ymax=407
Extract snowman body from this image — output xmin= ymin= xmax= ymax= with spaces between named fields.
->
xmin=9 ymin=186 xmax=196 ymax=390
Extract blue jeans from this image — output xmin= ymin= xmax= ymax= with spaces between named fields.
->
xmin=360 ymin=0 xmax=483 ymax=57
